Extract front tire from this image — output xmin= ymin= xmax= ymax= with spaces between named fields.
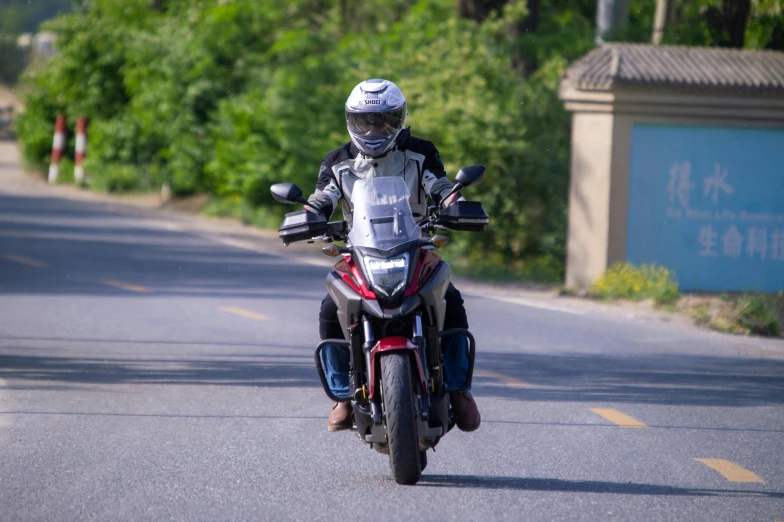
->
xmin=381 ymin=352 xmax=421 ymax=485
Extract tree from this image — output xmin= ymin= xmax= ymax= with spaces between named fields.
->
xmin=703 ymin=0 xmax=751 ymax=47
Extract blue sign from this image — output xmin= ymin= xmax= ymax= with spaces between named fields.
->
xmin=627 ymin=124 xmax=784 ymax=292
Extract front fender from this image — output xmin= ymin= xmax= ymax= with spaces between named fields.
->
xmin=368 ymin=336 xmax=428 ymax=399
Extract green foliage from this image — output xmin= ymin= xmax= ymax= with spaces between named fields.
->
xmin=622 ymin=0 xmax=784 ymax=49
xmin=13 ymin=0 xmax=781 ymax=284
xmin=735 ymin=294 xmax=782 ymax=337
xmin=690 ymin=304 xmax=711 ymax=325
xmin=590 ymin=263 xmax=681 ymax=305
xmin=709 ymin=315 xmax=750 ymax=335
xmin=55 ymin=157 xmax=74 ymax=184
xmin=203 ymin=195 xmax=281 ymax=229
xmin=0 ymin=3 xmax=29 ymax=85
xmin=0 ymin=0 xmax=71 ymax=33
xmin=446 ymin=249 xmax=563 ymax=283
xmin=86 ymin=161 xmax=145 ymax=193
xmin=681 ymin=292 xmax=782 ymax=338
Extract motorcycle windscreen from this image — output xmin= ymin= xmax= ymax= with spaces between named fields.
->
xmin=348 ymin=177 xmax=421 ymax=250
xmin=317 ymin=342 xmax=352 ymax=400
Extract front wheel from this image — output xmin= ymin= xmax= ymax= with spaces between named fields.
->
xmin=380 ymin=352 xmax=421 ymax=485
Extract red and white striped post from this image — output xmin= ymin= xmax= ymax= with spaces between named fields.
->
xmin=74 ymin=117 xmax=87 ymax=184
xmin=47 ymin=115 xmax=66 ymax=184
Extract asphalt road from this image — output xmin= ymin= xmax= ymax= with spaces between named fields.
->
xmin=1 ymin=170 xmax=783 ymax=520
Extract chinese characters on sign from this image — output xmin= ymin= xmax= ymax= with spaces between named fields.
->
xmin=697 ymin=225 xmax=784 ymax=259
xmin=704 ymin=163 xmax=733 ymax=204
xmin=666 ymin=162 xmax=694 ymax=209
xmin=665 ymin=161 xmax=784 ymax=262
xmin=629 ymin=124 xmax=784 ymax=292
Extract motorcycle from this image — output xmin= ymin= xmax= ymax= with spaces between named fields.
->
xmin=270 ymin=165 xmax=489 ymax=485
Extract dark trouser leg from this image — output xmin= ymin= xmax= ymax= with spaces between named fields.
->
xmin=444 ymin=282 xmax=469 ymax=330
xmin=443 ymin=283 xmax=471 ymax=391
xmin=443 ymin=283 xmax=480 ymax=431
xmin=319 ymin=294 xmax=344 ymax=340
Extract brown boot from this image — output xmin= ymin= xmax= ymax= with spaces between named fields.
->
xmin=327 ymin=401 xmax=352 ymax=432
xmin=451 ymin=392 xmax=480 ymax=432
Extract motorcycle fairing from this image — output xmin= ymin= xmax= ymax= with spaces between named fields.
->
xmin=405 ymin=249 xmax=441 ymax=297
xmin=326 ymin=251 xmax=451 ymax=328
xmin=325 ymin=273 xmax=362 ymax=340
xmin=333 ymin=256 xmax=376 ymax=300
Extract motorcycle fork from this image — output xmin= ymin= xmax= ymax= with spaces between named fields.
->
xmin=357 ymin=313 xmax=430 ymax=425
xmin=413 ymin=313 xmax=431 ymax=420
xmin=358 ymin=315 xmax=383 ymax=424
xmin=348 ymin=324 xmax=364 ymax=393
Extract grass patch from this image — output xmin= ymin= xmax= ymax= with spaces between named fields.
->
xmin=203 ymin=195 xmax=282 ymax=229
xmin=679 ymin=292 xmax=783 ymax=338
xmin=444 ymin=250 xmax=563 ymax=284
xmin=54 ymin=157 xmax=74 ymax=185
xmin=589 ymin=263 xmax=680 ymax=305
xmin=735 ymin=293 xmax=782 ymax=337
xmin=86 ymin=161 xmax=150 ymax=193
xmin=709 ymin=316 xmax=750 ymax=335
xmin=689 ymin=304 xmax=710 ymax=325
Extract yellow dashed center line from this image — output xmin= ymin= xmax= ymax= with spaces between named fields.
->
xmin=694 ymin=458 xmax=765 ymax=483
xmin=590 ymin=408 xmax=648 ymax=428
xmin=101 ymin=279 xmax=151 ymax=293
xmin=220 ymin=306 xmax=270 ymax=321
xmin=3 ymin=253 xmax=47 ymax=267
xmin=474 ymin=369 xmax=532 ymax=388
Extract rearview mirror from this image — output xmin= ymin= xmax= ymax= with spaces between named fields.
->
xmin=455 ymin=165 xmax=486 ymax=188
xmin=271 ymin=183 xmax=305 ymax=204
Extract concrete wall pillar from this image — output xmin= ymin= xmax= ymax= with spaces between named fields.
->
xmin=565 ymin=112 xmax=614 ymax=290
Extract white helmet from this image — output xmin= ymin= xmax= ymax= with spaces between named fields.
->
xmin=345 ymin=79 xmax=407 ymax=158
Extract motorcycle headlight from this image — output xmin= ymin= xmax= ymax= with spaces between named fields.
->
xmin=363 ymin=253 xmax=409 ymax=298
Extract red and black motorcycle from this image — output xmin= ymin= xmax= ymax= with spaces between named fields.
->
xmin=271 ymin=166 xmax=488 ymax=484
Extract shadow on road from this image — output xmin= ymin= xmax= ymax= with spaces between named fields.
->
xmin=2 ymin=192 xmax=783 ymax=409
xmin=0 ymin=193 xmax=326 ymax=298
xmin=473 ymin=351 xmax=784 ymax=407
xmin=1 ymin=342 xmax=782 ymax=409
xmin=419 ymin=475 xmax=784 ymax=498
xmin=0 ymin=335 xmax=312 ymax=351
xmin=0 ymin=351 xmax=321 ymax=389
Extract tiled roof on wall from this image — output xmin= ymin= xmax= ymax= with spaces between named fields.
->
xmin=564 ymin=44 xmax=784 ymax=95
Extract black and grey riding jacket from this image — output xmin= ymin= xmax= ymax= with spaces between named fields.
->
xmin=306 ymin=135 xmax=457 ymax=224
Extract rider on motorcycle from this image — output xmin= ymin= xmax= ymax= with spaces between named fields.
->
xmin=304 ymin=78 xmax=481 ymax=434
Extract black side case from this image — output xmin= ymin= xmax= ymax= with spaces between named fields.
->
xmin=278 ymin=210 xmax=329 ymax=245
xmin=438 ymin=201 xmax=490 ymax=232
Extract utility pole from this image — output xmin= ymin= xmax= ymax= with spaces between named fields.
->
xmin=652 ymin=0 xmax=668 ymax=44
xmin=595 ymin=0 xmax=630 ymax=45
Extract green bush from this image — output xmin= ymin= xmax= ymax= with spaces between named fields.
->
xmin=736 ymin=294 xmax=782 ymax=337
xmin=589 ymin=263 xmax=681 ymax=305
xmin=16 ymin=0 xmax=780 ymax=283
xmin=203 ymin=196 xmax=281 ymax=229
xmin=85 ymin=159 xmax=144 ymax=193
xmin=15 ymin=0 xmax=584 ymax=280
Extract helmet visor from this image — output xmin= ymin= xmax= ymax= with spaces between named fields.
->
xmin=346 ymin=108 xmax=405 ymax=140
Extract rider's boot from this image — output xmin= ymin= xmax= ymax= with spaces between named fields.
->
xmin=450 ymin=392 xmax=481 ymax=432
xmin=327 ymin=401 xmax=352 ymax=432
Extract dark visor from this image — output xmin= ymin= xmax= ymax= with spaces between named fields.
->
xmin=346 ymin=108 xmax=405 ymax=138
